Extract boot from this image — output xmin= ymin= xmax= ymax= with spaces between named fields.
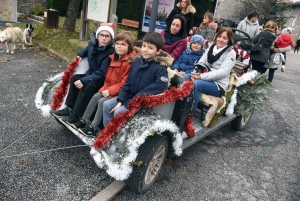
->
xmin=201 ymin=95 xmax=225 ymax=127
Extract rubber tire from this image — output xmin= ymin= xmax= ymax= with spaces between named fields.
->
xmin=231 ymin=108 xmax=254 ymax=131
xmin=124 ymin=135 xmax=169 ymax=193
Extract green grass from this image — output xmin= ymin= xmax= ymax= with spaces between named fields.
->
xmin=15 ymin=17 xmax=138 ymax=60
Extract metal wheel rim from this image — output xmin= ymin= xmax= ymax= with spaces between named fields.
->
xmin=241 ymin=108 xmax=253 ymax=126
xmin=144 ymin=145 xmax=166 ymax=185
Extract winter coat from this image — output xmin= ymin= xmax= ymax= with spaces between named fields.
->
xmin=236 ymin=17 xmax=260 ymax=39
xmin=117 ymin=50 xmax=173 ymax=108
xmin=275 ymin=34 xmax=294 ymax=48
xmin=77 ymin=33 xmax=115 ymax=86
xmin=161 ymin=30 xmax=187 ymax=61
xmin=296 ymin=39 xmax=300 ymax=47
xmin=99 ymin=50 xmax=137 ymax=98
xmin=195 ymin=27 xmax=215 ymax=41
xmin=172 ymin=47 xmax=203 ymax=74
xmin=251 ymin=30 xmax=276 ymax=64
xmin=166 ymin=6 xmax=196 ymax=33
xmin=264 ymin=45 xmax=292 ymax=69
xmin=196 ymin=44 xmax=236 ymax=91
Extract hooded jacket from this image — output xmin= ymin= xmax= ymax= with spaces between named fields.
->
xmin=236 ymin=17 xmax=260 ymax=39
xmin=172 ymin=47 xmax=203 ymax=74
xmin=195 ymin=27 xmax=215 ymax=41
xmin=117 ymin=50 xmax=173 ymax=108
xmin=275 ymin=34 xmax=294 ymax=48
xmin=77 ymin=33 xmax=114 ymax=85
xmin=99 ymin=49 xmax=137 ymax=98
xmin=161 ymin=30 xmax=187 ymax=61
xmin=196 ymin=44 xmax=236 ymax=91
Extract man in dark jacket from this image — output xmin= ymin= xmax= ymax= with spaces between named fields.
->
xmin=51 ymin=24 xmax=115 ymax=123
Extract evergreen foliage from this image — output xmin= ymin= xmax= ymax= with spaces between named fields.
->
xmin=234 ymin=73 xmax=271 ymax=115
xmin=241 ymin=0 xmax=291 ymax=25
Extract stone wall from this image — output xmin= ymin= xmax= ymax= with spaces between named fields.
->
xmin=0 ymin=0 xmax=17 ymax=22
xmin=214 ymin=0 xmax=246 ymax=21
xmin=17 ymin=0 xmax=47 ymax=15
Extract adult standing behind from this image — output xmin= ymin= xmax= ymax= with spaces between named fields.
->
xmin=236 ymin=10 xmax=260 ymax=44
xmin=184 ymin=27 xmax=236 ymax=124
xmin=166 ymin=0 xmax=196 ymax=35
xmin=294 ymin=38 xmax=300 ymax=53
xmin=161 ymin=14 xmax=187 ymax=61
xmin=195 ymin=12 xmax=215 ymax=41
xmin=251 ymin=20 xmax=277 ymax=74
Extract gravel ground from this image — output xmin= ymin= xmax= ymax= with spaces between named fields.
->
xmin=115 ymin=51 xmax=300 ymax=200
xmin=0 ymin=47 xmax=113 ymax=200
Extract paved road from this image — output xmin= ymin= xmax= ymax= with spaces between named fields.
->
xmin=115 ymin=52 xmax=300 ymax=200
xmin=0 ymin=47 xmax=113 ymax=200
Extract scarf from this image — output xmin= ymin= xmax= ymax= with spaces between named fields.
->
xmin=164 ymin=31 xmax=181 ymax=45
xmin=207 ymin=44 xmax=232 ymax=64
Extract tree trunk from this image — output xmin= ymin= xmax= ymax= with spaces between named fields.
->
xmin=62 ymin=0 xmax=81 ymax=32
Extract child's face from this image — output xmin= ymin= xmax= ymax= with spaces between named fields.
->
xmin=203 ymin=16 xmax=210 ymax=24
xmin=98 ymin=30 xmax=112 ymax=47
xmin=115 ymin=40 xmax=129 ymax=57
xmin=141 ymin=42 xmax=160 ymax=60
xmin=191 ymin=42 xmax=202 ymax=52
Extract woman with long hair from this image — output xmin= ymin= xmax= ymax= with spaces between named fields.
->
xmin=161 ymin=14 xmax=187 ymax=61
xmin=195 ymin=12 xmax=215 ymax=40
xmin=166 ymin=0 xmax=196 ymax=35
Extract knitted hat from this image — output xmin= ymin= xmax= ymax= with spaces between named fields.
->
xmin=282 ymin=27 xmax=294 ymax=35
xmin=190 ymin=34 xmax=204 ymax=46
xmin=96 ymin=23 xmax=114 ymax=39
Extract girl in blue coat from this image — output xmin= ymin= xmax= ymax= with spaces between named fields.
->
xmin=172 ymin=34 xmax=204 ymax=76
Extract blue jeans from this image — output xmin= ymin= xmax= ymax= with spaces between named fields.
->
xmin=103 ymin=97 xmax=128 ymax=127
xmin=184 ymin=74 xmax=221 ymax=110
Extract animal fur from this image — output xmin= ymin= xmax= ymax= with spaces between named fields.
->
xmin=227 ymin=70 xmax=239 ymax=92
xmin=0 ymin=23 xmax=25 ymax=54
xmin=23 ymin=23 xmax=35 ymax=43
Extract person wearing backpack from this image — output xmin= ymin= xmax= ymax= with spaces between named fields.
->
xmin=251 ymin=20 xmax=277 ymax=74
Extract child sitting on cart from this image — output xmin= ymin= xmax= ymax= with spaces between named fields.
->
xmin=102 ymin=32 xmax=172 ymax=128
xmin=69 ymin=31 xmax=137 ymax=136
xmin=50 ymin=24 xmax=115 ymax=123
xmin=172 ymin=34 xmax=204 ymax=76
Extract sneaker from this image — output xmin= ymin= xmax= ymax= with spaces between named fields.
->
xmin=61 ymin=114 xmax=78 ymax=125
xmin=281 ymin=67 xmax=284 ymax=72
xmin=70 ymin=119 xmax=86 ymax=130
xmin=50 ymin=108 xmax=70 ymax=118
xmin=79 ymin=125 xmax=98 ymax=137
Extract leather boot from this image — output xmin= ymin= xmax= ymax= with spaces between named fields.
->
xmin=201 ymin=95 xmax=225 ymax=127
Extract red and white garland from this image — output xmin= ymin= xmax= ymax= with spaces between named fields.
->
xmin=51 ymin=57 xmax=80 ymax=110
xmin=93 ymin=80 xmax=195 ymax=150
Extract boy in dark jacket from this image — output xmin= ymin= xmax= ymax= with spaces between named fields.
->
xmin=172 ymin=34 xmax=204 ymax=76
xmin=102 ymin=32 xmax=173 ymax=127
xmin=51 ymin=24 xmax=115 ymax=122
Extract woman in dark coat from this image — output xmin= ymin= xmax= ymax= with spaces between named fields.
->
xmin=251 ymin=20 xmax=277 ymax=74
xmin=166 ymin=0 xmax=196 ymax=35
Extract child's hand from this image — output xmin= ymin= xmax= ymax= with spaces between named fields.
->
xmin=74 ymin=80 xmax=83 ymax=89
xmin=76 ymin=56 xmax=82 ymax=62
xmin=111 ymin=102 xmax=122 ymax=113
xmin=102 ymin=90 xmax=110 ymax=97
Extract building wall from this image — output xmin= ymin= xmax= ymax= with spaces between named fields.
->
xmin=17 ymin=0 xmax=47 ymax=15
xmin=214 ymin=0 xmax=245 ymax=21
xmin=0 ymin=0 xmax=17 ymax=22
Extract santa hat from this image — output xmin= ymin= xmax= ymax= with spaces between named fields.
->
xmin=96 ymin=23 xmax=114 ymax=39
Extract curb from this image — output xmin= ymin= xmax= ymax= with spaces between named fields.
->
xmin=91 ymin=181 xmax=126 ymax=201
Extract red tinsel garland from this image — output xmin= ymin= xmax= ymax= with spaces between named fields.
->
xmin=51 ymin=57 xmax=80 ymax=110
xmin=93 ymin=80 xmax=195 ymax=150
xmin=183 ymin=116 xmax=195 ymax=137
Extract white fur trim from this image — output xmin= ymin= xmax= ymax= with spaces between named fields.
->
xmin=225 ymin=89 xmax=238 ymax=116
xmin=90 ymin=119 xmax=183 ymax=181
xmin=237 ymin=70 xmax=258 ymax=87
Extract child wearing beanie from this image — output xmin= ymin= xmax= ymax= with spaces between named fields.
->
xmin=172 ymin=34 xmax=204 ymax=76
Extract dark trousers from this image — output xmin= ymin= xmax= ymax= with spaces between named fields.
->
xmin=282 ymin=52 xmax=286 ymax=65
xmin=65 ymin=74 xmax=104 ymax=117
xmin=261 ymin=68 xmax=276 ymax=83
xmin=294 ymin=46 xmax=299 ymax=53
xmin=251 ymin=60 xmax=266 ymax=74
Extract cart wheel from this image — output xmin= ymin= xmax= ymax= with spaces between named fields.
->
xmin=125 ymin=135 xmax=169 ymax=193
xmin=231 ymin=107 xmax=254 ymax=131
